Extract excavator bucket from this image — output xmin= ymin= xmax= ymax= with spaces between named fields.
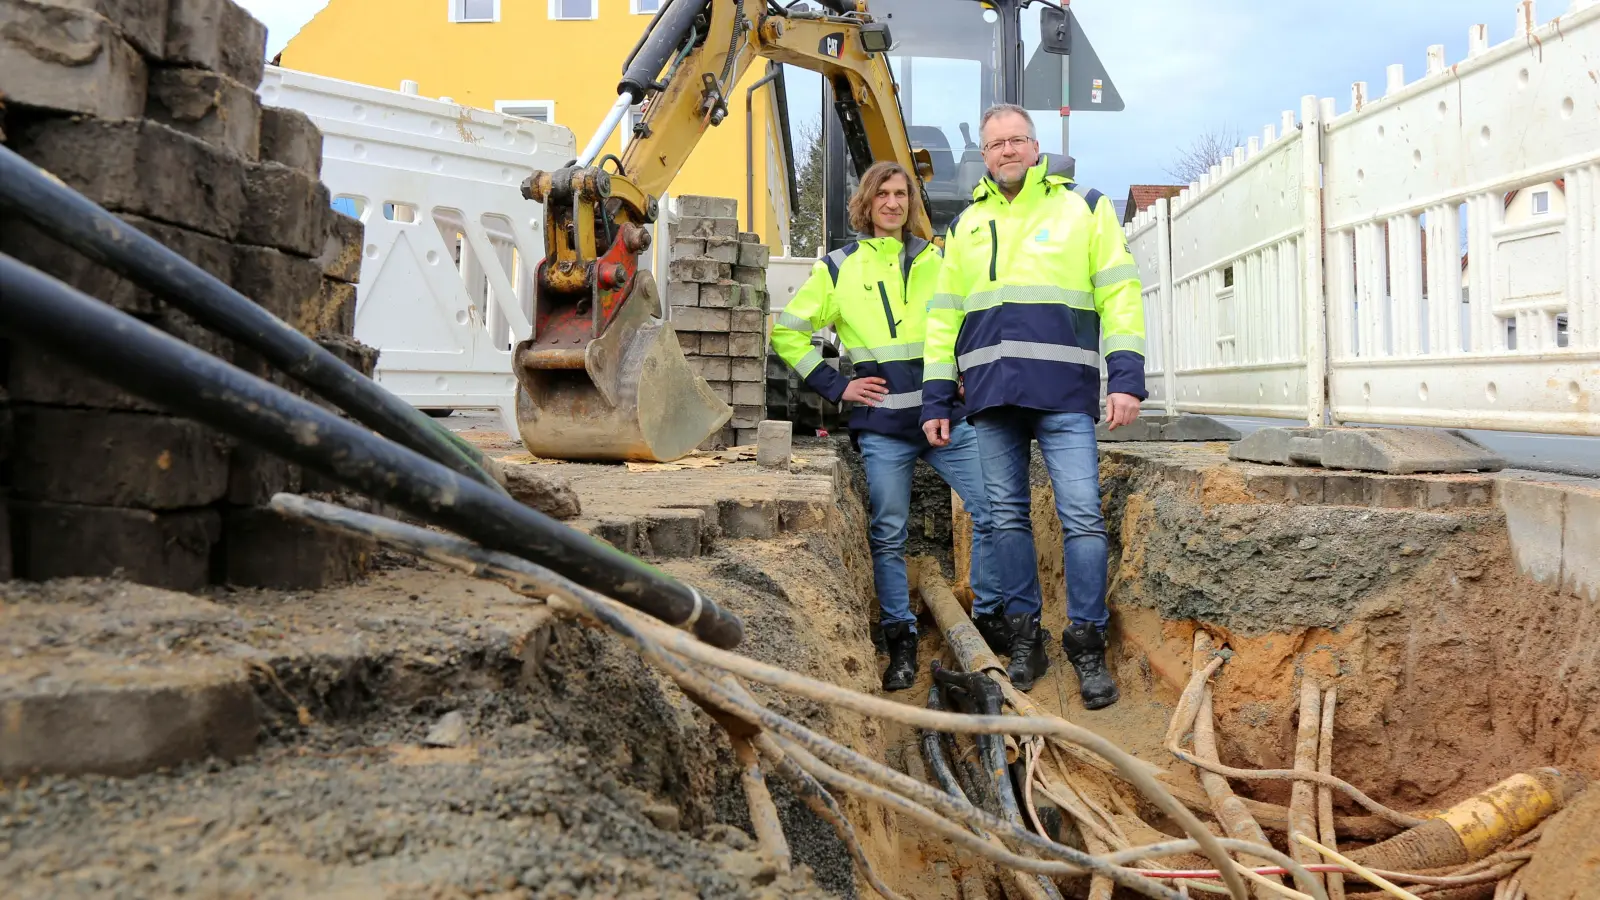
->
xmin=512 ymin=268 xmax=732 ymax=462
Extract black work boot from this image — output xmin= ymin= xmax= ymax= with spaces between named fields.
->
xmin=1062 ymin=622 xmax=1119 ymax=710
xmin=973 ymin=611 xmax=1014 ymax=658
xmin=880 ymin=623 xmax=918 ymax=692
xmin=1004 ymin=613 xmax=1049 ymax=691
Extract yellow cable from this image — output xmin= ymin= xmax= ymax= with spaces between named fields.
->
xmin=1293 ymin=833 xmax=1422 ymax=900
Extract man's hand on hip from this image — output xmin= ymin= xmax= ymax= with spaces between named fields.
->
xmin=1106 ymin=393 xmax=1141 ymax=429
xmin=841 ymin=376 xmax=887 ymax=406
xmin=923 ymin=418 xmax=951 ymax=447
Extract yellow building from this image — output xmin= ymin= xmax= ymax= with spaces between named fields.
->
xmin=280 ymin=0 xmax=797 ymax=251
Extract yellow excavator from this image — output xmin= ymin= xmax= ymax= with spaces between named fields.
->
xmin=513 ymin=0 xmax=1076 ymax=461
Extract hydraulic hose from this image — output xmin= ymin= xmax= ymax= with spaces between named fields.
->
xmin=0 ymin=144 xmax=503 ymax=494
xmin=618 ymin=0 xmax=711 ymax=102
xmin=0 ymin=251 xmax=745 ymax=650
xmin=922 ymin=682 xmax=971 ymax=803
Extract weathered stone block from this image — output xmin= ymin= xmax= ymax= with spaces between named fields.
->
xmin=231 ymin=244 xmax=321 ymax=321
xmin=731 ymin=404 xmax=763 ymax=429
xmin=698 ymin=280 xmax=736 ymax=309
xmin=642 ymin=509 xmax=704 ymax=558
xmin=239 ymin=162 xmax=331 ymax=258
xmin=0 ymin=214 xmax=234 ymax=316
xmin=12 ymin=117 xmax=247 ymax=240
xmin=9 ymin=343 xmax=165 ymax=412
xmin=315 ymin=208 xmax=364 ymax=282
xmin=1229 ymin=425 xmax=1504 ymax=474
xmin=732 ymin=265 xmax=765 ymax=287
xmin=1564 ymin=488 xmax=1600 ymax=602
xmin=697 ymin=426 xmax=735 ymax=452
xmin=502 ymin=465 xmax=581 ymax=520
xmin=737 ymin=230 xmax=760 ymax=243
xmin=670 ymin=236 xmax=705 ymax=258
xmin=736 ymin=427 xmax=760 ymax=447
xmin=699 ymin=333 xmax=729 ymax=356
xmin=1500 ymin=479 xmax=1567 ymax=588
xmin=54 ymin=0 xmax=172 ymax=57
xmin=732 ymin=381 xmax=764 ymax=406
xmin=257 ymin=105 xmax=323 ymax=176
xmin=1322 ymin=475 xmax=1369 ymax=506
xmin=591 ymin=517 xmax=639 ymax=554
xmin=677 ymin=195 xmax=736 ymax=219
xmin=670 ymin=306 xmax=729 ymax=332
xmin=11 ymin=407 xmax=231 ymax=509
xmin=729 ymin=332 xmax=764 ymax=358
xmin=164 ymin=0 xmax=266 ymax=87
xmin=668 ymin=257 xmax=729 ymax=284
xmin=703 ymin=237 xmax=739 ymax=264
xmin=706 ymin=381 xmax=732 ymax=403
xmin=1370 ymin=478 xmax=1425 ymax=509
xmin=226 ymin=444 xmax=300 ymax=506
xmin=731 ymin=308 xmax=764 ymax=333
xmin=316 ymin=333 xmax=380 ymax=378
xmin=221 ymin=505 xmax=373 ymax=589
xmin=691 ymin=357 xmax=731 ymax=382
xmin=10 ymin=501 xmax=221 ymax=591
xmin=293 ymin=277 xmax=356 ymax=336
xmin=676 ymin=331 xmax=700 ymax=354
xmin=0 ymin=1 xmax=147 ymax=118
xmin=737 ymin=241 xmax=770 ymax=268
xmin=756 ymin=419 xmax=791 ymax=468
xmin=684 ymin=216 xmax=738 ymax=239
xmin=778 ymin=495 xmax=829 ymax=532
xmin=731 ymin=357 xmax=764 ymax=382
xmin=719 ymin=498 xmax=777 ymax=539
xmin=145 ymin=66 xmax=261 ymax=160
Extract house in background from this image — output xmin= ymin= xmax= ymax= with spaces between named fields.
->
xmin=1460 ymin=180 xmax=1568 ymax=350
xmin=1122 ymin=184 xmax=1184 ymax=226
xmin=280 ymin=0 xmax=797 ymax=251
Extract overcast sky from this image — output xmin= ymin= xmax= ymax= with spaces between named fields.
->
xmin=241 ymin=0 xmax=1559 ymax=208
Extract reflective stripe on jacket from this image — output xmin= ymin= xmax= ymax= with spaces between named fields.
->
xmin=921 ymin=155 xmax=1146 ymax=424
xmin=770 ymin=233 xmax=964 ymax=440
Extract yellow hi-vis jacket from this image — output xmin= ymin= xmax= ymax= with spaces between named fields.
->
xmin=920 ymin=155 xmax=1146 ymax=426
xmin=770 ymin=233 xmax=964 ymax=440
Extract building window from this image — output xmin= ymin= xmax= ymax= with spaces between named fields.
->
xmin=632 ymin=0 xmax=662 ymax=12
xmin=621 ymin=104 xmax=645 ymax=149
xmin=449 ymin=0 xmax=498 ymax=23
xmin=496 ymin=100 xmax=555 ymax=124
xmin=1531 ymin=190 xmax=1550 ymax=215
xmin=551 ymin=0 xmax=596 ymax=20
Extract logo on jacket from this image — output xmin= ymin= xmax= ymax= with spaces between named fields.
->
xmin=1035 ymin=228 xmax=1051 ymax=242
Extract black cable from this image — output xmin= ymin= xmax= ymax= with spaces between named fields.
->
xmin=0 ymin=144 xmax=503 ymax=493
xmin=0 ymin=251 xmax=746 ymax=650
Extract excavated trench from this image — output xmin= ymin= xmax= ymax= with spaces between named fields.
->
xmin=3 ymin=433 xmax=1597 ymax=899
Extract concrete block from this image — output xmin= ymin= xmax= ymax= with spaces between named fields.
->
xmin=667 ymin=279 xmax=700 ymax=307
xmin=736 ymin=427 xmax=760 ymax=446
xmin=700 ymin=333 xmax=729 ymax=356
xmin=12 ymin=117 xmax=247 ymax=240
xmin=164 ymin=0 xmax=267 ymax=88
xmin=707 ymin=381 xmax=733 ymax=403
xmin=1322 ymin=475 xmax=1369 ymax=506
xmin=728 ymin=332 xmax=764 ymax=359
xmin=732 ymin=381 xmax=764 ymax=406
xmin=0 ymin=214 xmax=234 ymax=316
xmin=668 ymin=257 xmax=729 ymax=284
xmin=0 ymin=1 xmax=147 ymax=118
xmin=703 ymin=237 xmax=740 ymax=264
xmin=731 ymin=404 xmax=763 ymax=429
xmin=220 ymin=505 xmax=372 ymax=589
xmin=1097 ymin=414 xmax=1241 ymax=442
xmin=672 ymin=306 xmax=730 ymax=332
xmin=676 ymin=332 xmax=700 ymax=354
xmin=677 ymin=195 xmax=737 ymax=219
xmin=732 ymin=265 xmax=765 ymax=287
xmin=502 ymin=465 xmax=581 ymax=520
xmin=1370 ymin=478 xmax=1425 ymax=509
xmin=53 ymin=0 xmax=172 ymax=57
xmin=0 ymin=660 xmax=258 ymax=778
xmin=231 ymin=244 xmax=322 ymax=321
xmin=642 ymin=509 xmax=704 ymax=558
xmin=293 ymin=277 xmax=356 ymax=336
xmin=698 ymin=280 xmax=736 ymax=309
xmin=1229 ymin=426 xmax=1504 ymax=474
xmin=10 ymin=501 xmax=221 ymax=591
xmin=719 ymin=498 xmax=778 ymax=539
xmin=690 ymin=357 xmax=731 ymax=382
xmin=1499 ymin=479 xmax=1566 ymax=588
xmin=1422 ymin=479 xmax=1495 ymax=509
xmin=11 ymin=407 xmax=230 ymax=509
xmin=315 ymin=209 xmax=364 ymax=283
xmin=226 ymin=444 xmax=300 ymax=506
xmin=671 ymin=236 xmax=705 ymax=258
xmin=756 ymin=419 xmax=792 ymax=468
xmin=731 ymin=308 xmax=764 ymax=333
xmin=239 ymin=162 xmax=332 ymax=258
xmin=684 ymin=216 xmax=738 ymax=239
xmin=778 ymin=495 xmax=829 ymax=532
xmin=737 ymin=241 xmax=770 ymax=268
xmin=731 ymin=357 xmax=764 ymax=382
xmin=257 ymin=105 xmax=323 ymax=176
xmin=1564 ymin=489 xmax=1599 ymax=602
xmin=145 ymin=66 xmax=261 ymax=160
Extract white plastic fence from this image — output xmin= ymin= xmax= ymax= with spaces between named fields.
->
xmin=1126 ymin=1 xmax=1600 ymax=436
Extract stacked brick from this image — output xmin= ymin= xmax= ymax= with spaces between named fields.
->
xmin=665 ymin=195 xmax=774 ymax=449
xmin=0 ymin=0 xmax=376 ymax=591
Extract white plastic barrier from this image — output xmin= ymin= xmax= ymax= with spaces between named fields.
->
xmin=1125 ymin=1 xmax=1600 ymax=436
xmin=258 ymin=66 xmax=577 ymax=436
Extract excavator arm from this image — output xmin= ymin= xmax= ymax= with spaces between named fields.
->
xmin=513 ymin=0 xmax=928 ymax=462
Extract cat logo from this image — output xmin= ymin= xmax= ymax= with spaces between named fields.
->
xmin=818 ymin=32 xmax=845 ymax=58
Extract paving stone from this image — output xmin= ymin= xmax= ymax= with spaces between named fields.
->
xmin=0 ymin=657 xmax=258 ymax=778
xmin=732 ymin=265 xmax=765 ymax=287
xmin=219 ymin=505 xmax=373 ymax=589
xmin=730 ymin=357 xmax=764 ymax=382
xmin=691 ymin=357 xmax=730 ymax=381
xmin=1563 ymin=488 xmax=1599 ymax=602
xmin=735 ymin=427 xmax=760 ymax=447
xmin=676 ymin=332 xmax=700 ymax=354
xmin=737 ymin=230 xmax=760 ymax=243
xmin=11 ymin=407 xmax=230 ymax=509
xmin=706 ymin=381 xmax=733 ymax=403
xmin=54 ymin=0 xmax=171 ymax=57
xmin=1422 ymin=479 xmax=1495 ymax=509
xmin=698 ymin=280 xmax=736 ymax=309
xmin=239 ymin=162 xmax=332 ymax=258
xmin=737 ymin=241 xmax=770 ymax=268
xmin=0 ymin=0 xmax=147 ymax=118
xmin=684 ymin=216 xmax=738 ymax=239
xmin=502 ymin=465 xmax=581 ymax=520
xmin=1322 ymin=475 xmax=1368 ymax=506
xmin=1500 ymin=480 xmax=1566 ymax=587
xmin=732 ymin=381 xmax=764 ymax=406
xmin=1229 ymin=426 xmax=1504 ymax=474
xmin=728 ymin=332 xmax=764 ymax=358
xmin=163 ymin=0 xmax=267 ymax=88
xmin=703 ymin=237 xmax=739 ymax=264
xmin=668 ymin=257 xmax=729 ymax=284
xmin=757 ymin=419 xmax=792 ymax=468
xmin=293 ymin=277 xmax=356 ymax=336
xmin=670 ymin=236 xmax=705 ymax=258
xmin=697 ymin=426 xmax=735 ymax=452
xmin=316 ymin=333 xmax=379 ymax=378
xmin=145 ymin=65 xmax=261 ymax=160
xmin=231 ymin=244 xmax=322 ymax=321
xmin=719 ymin=498 xmax=778 ymax=539
xmin=10 ymin=501 xmax=221 ymax=591
xmin=778 ymin=495 xmax=830 ymax=532
xmin=9 ymin=343 xmax=165 ymax=412
xmin=591 ymin=517 xmax=639 ymax=554
xmin=670 ymin=306 xmax=729 ymax=332
xmin=730 ymin=404 xmax=763 ymax=429
xmin=1370 ymin=478 xmax=1425 ymax=509
xmin=642 ymin=508 xmax=704 ymax=558
xmin=226 ymin=444 xmax=301 ymax=506
xmin=731 ymin=308 xmax=764 ymax=333
xmin=677 ymin=196 xmax=736 ymax=219
xmin=315 ymin=208 xmax=364 ymax=282
xmin=699 ymin=333 xmax=729 ymax=356
xmin=257 ymin=105 xmax=323 ymax=176
xmin=11 ymin=117 xmax=247 ymax=240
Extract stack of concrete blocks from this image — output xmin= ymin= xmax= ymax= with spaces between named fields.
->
xmin=664 ymin=195 xmax=773 ymax=449
xmin=0 ymin=0 xmax=376 ymax=591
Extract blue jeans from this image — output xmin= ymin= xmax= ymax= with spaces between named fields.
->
xmin=969 ymin=408 xmax=1109 ymax=627
xmin=857 ymin=422 xmax=998 ymax=632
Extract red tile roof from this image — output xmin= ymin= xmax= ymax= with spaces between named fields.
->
xmin=1123 ymin=185 xmax=1185 ymax=224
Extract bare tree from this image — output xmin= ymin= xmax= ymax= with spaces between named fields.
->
xmin=787 ymin=114 xmax=826 ymax=257
xmin=1163 ymin=125 xmax=1245 ymax=185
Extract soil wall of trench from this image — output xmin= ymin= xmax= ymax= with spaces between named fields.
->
xmin=952 ymin=442 xmax=1600 ymax=814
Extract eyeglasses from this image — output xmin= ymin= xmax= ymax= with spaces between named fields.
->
xmin=982 ymin=135 xmax=1035 ymax=153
